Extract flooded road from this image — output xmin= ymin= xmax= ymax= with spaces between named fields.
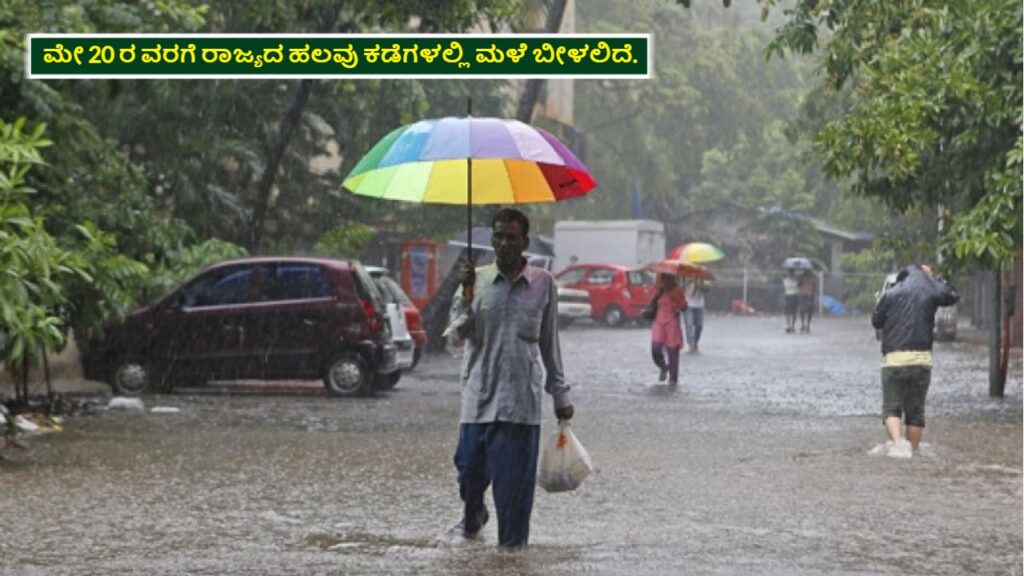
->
xmin=1 ymin=316 xmax=1021 ymax=575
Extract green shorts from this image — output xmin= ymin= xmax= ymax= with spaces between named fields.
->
xmin=881 ymin=365 xmax=932 ymax=427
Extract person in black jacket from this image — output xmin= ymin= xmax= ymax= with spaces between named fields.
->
xmin=871 ymin=264 xmax=959 ymax=457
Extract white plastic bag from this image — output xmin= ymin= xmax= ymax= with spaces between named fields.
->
xmin=537 ymin=420 xmax=592 ymax=493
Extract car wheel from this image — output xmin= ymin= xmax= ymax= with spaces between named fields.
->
xmin=109 ymin=356 xmax=151 ymax=396
xmin=602 ymin=305 xmax=624 ymax=327
xmin=376 ymin=371 xmax=401 ymax=391
xmin=323 ymin=353 xmax=370 ymax=397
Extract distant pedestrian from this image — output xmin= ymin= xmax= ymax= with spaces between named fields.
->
xmin=783 ymin=270 xmax=800 ymax=333
xmin=447 ymin=208 xmax=574 ymax=547
xmin=798 ymin=270 xmax=816 ymax=333
xmin=682 ymin=278 xmax=707 ymax=353
xmin=871 ymin=264 xmax=958 ymax=457
xmin=650 ymin=273 xmax=687 ymax=386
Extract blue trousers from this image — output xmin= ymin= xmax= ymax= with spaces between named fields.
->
xmin=454 ymin=422 xmax=540 ymax=547
xmin=683 ymin=307 xmax=704 ymax=345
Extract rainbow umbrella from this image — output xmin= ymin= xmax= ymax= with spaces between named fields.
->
xmin=343 ymin=116 xmax=595 ymax=252
xmin=668 ymin=242 xmax=724 ymax=264
xmin=342 ymin=113 xmax=595 ymax=298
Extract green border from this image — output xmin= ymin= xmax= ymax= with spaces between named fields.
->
xmin=29 ymin=35 xmax=649 ymax=77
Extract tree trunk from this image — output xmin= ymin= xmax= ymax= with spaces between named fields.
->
xmin=515 ymin=0 xmax=569 ymax=122
xmin=421 ymin=0 xmax=570 ymax=351
xmin=249 ymin=79 xmax=312 ymax=252
xmin=248 ymin=7 xmax=341 ymax=252
xmin=989 ymin=263 xmax=1007 ymax=397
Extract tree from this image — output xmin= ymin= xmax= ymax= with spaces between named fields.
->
xmin=550 ymin=0 xmax=825 ymax=271
xmin=58 ymin=1 xmax=523 ymax=253
xmin=0 ymin=116 xmax=165 ymax=404
xmin=764 ymin=0 xmax=1022 ymax=272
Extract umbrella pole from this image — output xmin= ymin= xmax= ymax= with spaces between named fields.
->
xmin=465 ymin=97 xmax=474 ymax=300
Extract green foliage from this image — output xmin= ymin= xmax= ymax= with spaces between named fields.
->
xmin=0 ymin=117 xmax=78 ymax=374
xmin=0 ymin=0 xmax=523 ymax=358
xmin=144 ymin=238 xmax=249 ymax=303
xmin=0 ymin=0 xmax=202 ymax=275
xmin=63 ymin=222 xmax=151 ymax=347
xmin=313 ymin=223 xmax=376 ymax=259
xmin=40 ymin=0 xmax=523 ymax=253
xmin=561 ymin=0 xmax=826 ymax=270
xmin=840 ymin=245 xmax=896 ymax=313
xmin=765 ymin=0 xmax=1023 ymax=272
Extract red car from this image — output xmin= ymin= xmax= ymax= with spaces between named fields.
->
xmin=555 ymin=264 xmax=658 ymax=326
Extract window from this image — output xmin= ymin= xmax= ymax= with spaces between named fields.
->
xmin=586 ymin=269 xmax=615 ymax=285
xmin=351 ymin=262 xmax=386 ymax=309
xmin=375 ymin=276 xmax=412 ymax=306
xmin=557 ymin=268 xmax=586 ymax=286
xmin=260 ymin=264 xmax=330 ymax=301
xmin=627 ymin=270 xmax=655 ymax=286
xmin=180 ymin=267 xmax=255 ymax=307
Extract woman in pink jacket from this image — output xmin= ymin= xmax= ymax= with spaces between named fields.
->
xmin=650 ymin=273 xmax=687 ymax=386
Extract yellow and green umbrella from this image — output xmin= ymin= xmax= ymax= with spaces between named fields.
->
xmin=668 ymin=242 xmax=725 ymax=264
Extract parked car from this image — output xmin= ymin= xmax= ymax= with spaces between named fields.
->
xmin=365 ymin=266 xmax=425 ymax=371
xmin=81 ymin=257 xmax=399 ymax=397
xmin=555 ymin=264 xmax=658 ymax=326
xmin=874 ymin=271 xmax=957 ymax=341
xmin=556 ymin=285 xmax=592 ymax=327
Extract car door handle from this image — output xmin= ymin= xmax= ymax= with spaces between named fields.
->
xmin=301 ymin=318 xmax=317 ymax=326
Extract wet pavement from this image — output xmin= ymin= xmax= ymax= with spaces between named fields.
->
xmin=1 ymin=316 xmax=1021 ymax=575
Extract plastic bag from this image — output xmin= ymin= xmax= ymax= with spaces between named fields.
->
xmin=537 ymin=420 xmax=593 ymax=493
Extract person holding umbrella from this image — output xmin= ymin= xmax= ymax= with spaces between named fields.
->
xmin=649 ymin=273 xmax=688 ymax=386
xmin=342 ymin=110 xmax=594 ymax=547
xmin=448 ymin=208 xmax=574 ymax=548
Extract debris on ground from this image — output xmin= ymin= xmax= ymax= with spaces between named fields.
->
xmin=1 ymin=394 xmax=107 ymax=455
xmin=107 ymin=397 xmax=145 ymax=411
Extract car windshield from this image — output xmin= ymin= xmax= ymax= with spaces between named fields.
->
xmin=351 ymin=261 xmax=386 ymax=309
xmin=377 ymin=276 xmax=412 ymax=306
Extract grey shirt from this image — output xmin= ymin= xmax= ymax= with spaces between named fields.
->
xmin=451 ymin=262 xmax=571 ymax=425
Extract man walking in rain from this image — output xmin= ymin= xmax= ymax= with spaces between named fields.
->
xmin=447 ymin=208 xmax=574 ymax=547
xmin=871 ymin=264 xmax=958 ymax=457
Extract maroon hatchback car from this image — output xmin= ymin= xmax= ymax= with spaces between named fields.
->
xmin=81 ymin=257 xmax=398 ymax=397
